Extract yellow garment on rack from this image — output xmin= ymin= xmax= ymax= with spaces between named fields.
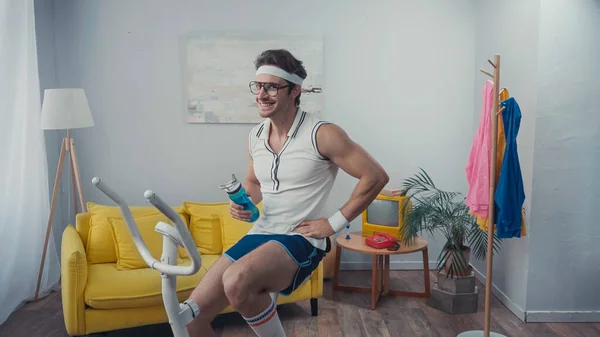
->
xmin=472 ymin=88 xmax=527 ymax=237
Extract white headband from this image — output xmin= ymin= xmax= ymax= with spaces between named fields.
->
xmin=256 ymin=65 xmax=304 ymax=85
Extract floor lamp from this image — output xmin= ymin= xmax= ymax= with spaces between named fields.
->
xmin=35 ymin=88 xmax=94 ymax=300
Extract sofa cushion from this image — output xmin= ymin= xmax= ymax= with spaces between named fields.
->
xmin=84 ymin=255 xmax=221 ymax=310
xmin=85 ymin=202 xmax=187 ymax=264
xmin=183 ymin=201 xmax=227 ymax=255
xmin=109 ymin=212 xmax=189 ymax=270
xmin=218 ymin=202 xmax=263 ymax=251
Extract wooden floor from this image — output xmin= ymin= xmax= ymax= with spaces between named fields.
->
xmin=1 ymin=270 xmax=599 ymax=337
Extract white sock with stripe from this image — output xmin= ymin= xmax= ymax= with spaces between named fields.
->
xmin=242 ymin=293 xmax=285 ymax=337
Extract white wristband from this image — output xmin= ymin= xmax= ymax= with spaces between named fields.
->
xmin=328 ymin=210 xmax=350 ymax=233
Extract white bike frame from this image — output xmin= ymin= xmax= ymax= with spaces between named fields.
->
xmin=92 ymin=177 xmax=202 ymax=337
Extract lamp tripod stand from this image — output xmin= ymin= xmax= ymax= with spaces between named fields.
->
xmin=34 ymin=129 xmax=86 ymax=300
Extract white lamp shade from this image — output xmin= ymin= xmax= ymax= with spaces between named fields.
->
xmin=41 ymin=88 xmax=95 ymax=130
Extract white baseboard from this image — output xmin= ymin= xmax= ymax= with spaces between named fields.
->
xmin=470 ymin=267 xmax=527 ymax=322
xmin=341 ymin=262 xmax=600 ymax=323
xmin=525 ymin=311 xmax=600 ymax=323
xmin=340 ymin=261 xmax=436 ymax=270
xmin=471 ymin=267 xmax=600 ymax=322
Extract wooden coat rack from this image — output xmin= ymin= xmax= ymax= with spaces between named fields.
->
xmin=458 ymin=55 xmax=506 ymax=337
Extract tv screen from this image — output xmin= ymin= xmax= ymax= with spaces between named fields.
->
xmin=366 ymin=199 xmax=399 ymax=227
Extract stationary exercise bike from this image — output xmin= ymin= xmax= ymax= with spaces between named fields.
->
xmin=92 ymin=177 xmax=202 ymax=337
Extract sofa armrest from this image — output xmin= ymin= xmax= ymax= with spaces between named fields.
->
xmin=310 ymin=261 xmax=323 ymax=298
xmin=61 ymin=224 xmax=88 ymax=336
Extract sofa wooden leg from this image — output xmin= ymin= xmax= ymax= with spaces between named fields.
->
xmin=310 ymin=298 xmax=318 ymax=316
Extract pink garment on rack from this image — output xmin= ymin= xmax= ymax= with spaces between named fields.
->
xmin=466 ymin=80 xmax=494 ymax=218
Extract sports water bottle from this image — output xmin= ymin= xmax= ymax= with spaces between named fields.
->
xmin=219 ymin=174 xmax=260 ymax=223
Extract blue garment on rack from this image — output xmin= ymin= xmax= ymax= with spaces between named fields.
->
xmin=494 ymin=97 xmax=525 ymax=238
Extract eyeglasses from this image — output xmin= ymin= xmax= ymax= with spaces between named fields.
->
xmin=249 ymin=81 xmax=289 ymax=97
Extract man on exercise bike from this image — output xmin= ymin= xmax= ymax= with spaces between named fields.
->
xmin=186 ymin=49 xmax=389 ymax=337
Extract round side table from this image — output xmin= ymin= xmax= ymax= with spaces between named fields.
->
xmin=332 ymin=232 xmax=430 ymax=310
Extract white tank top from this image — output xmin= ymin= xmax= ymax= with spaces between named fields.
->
xmin=247 ymin=108 xmax=339 ymax=251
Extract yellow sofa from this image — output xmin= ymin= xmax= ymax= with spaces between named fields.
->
xmin=60 ymin=201 xmax=323 ymax=336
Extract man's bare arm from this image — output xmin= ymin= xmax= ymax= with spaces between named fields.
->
xmin=229 ymin=141 xmax=263 ymax=222
xmin=291 ymin=123 xmax=388 ymax=239
xmin=318 ymin=123 xmax=389 ymax=226
xmin=244 ymin=141 xmax=263 ymax=205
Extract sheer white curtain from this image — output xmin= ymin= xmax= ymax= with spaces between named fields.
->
xmin=0 ymin=0 xmax=60 ymax=325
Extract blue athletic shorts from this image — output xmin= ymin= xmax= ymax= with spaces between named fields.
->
xmin=223 ymin=234 xmax=326 ymax=296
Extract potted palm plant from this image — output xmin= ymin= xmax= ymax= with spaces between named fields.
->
xmin=398 ymin=168 xmax=502 ymax=280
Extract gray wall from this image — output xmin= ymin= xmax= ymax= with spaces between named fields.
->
xmin=42 ymin=0 xmax=477 ymax=272
xmin=470 ymin=0 xmax=600 ymax=322
xmin=35 ymin=0 xmax=68 ymax=256
xmin=34 ymin=0 xmax=600 ymax=322
xmin=525 ymin=0 xmax=600 ymax=322
xmin=470 ymin=0 xmax=541 ymax=320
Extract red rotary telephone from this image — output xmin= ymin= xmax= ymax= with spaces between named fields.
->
xmin=365 ymin=232 xmax=400 ymax=251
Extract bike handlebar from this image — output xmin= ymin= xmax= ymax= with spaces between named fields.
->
xmin=92 ymin=177 xmax=201 ymax=276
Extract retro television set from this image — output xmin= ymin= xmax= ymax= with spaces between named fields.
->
xmin=361 ymin=193 xmax=411 ymax=240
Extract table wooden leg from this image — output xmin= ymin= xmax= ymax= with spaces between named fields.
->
xmin=368 ymin=255 xmax=389 ymax=310
xmin=371 ymin=255 xmax=378 ymax=310
xmin=388 ymin=248 xmax=431 ymax=298
xmin=332 ymin=244 xmax=342 ymax=290
xmin=383 ymin=255 xmax=390 ymax=295
xmin=333 ymin=253 xmax=376 ymax=295
xmin=423 ymin=246 xmax=431 ymax=298
xmin=378 ymin=255 xmax=384 ymax=294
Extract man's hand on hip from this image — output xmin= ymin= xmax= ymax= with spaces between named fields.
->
xmin=292 ymin=219 xmax=335 ymax=239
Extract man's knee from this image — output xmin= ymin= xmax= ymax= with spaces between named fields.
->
xmin=221 ymin=262 xmax=252 ymax=310
xmin=187 ymin=256 xmax=233 ymax=322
